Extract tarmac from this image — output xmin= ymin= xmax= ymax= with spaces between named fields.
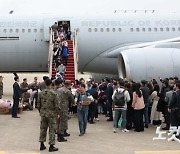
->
xmin=0 ymin=73 xmax=180 ymax=154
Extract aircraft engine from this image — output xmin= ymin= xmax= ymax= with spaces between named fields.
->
xmin=118 ymin=48 xmax=180 ymax=81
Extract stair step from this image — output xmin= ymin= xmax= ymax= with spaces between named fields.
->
xmin=65 ymin=74 xmax=75 ymax=77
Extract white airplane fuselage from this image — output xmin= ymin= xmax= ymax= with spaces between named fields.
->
xmin=0 ymin=13 xmax=180 ymax=79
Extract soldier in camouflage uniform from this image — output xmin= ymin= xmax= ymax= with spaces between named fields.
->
xmin=21 ymin=89 xmax=32 ymax=110
xmin=29 ymin=77 xmax=39 ymax=108
xmin=39 ymin=76 xmax=49 ymax=91
xmin=20 ymin=78 xmax=29 ymax=94
xmin=0 ymin=76 xmax=3 ymax=99
xmin=56 ymin=80 xmax=74 ymax=142
xmin=37 ymin=79 xmax=60 ymax=152
xmin=54 ymin=79 xmax=63 ymax=135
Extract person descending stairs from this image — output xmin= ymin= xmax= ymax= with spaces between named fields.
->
xmin=49 ymin=21 xmax=76 ymax=82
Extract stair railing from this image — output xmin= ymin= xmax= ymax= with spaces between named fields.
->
xmin=48 ymin=28 xmax=54 ymax=78
xmin=73 ymin=29 xmax=79 ymax=80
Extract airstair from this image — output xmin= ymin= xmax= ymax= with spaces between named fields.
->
xmin=48 ymin=24 xmax=78 ymax=83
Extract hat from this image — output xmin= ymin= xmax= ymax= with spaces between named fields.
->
xmin=86 ymin=79 xmax=91 ymax=82
xmin=162 ymin=79 xmax=169 ymax=85
xmin=64 ymin=80 xmax=71 ymax=85
xmin=34 ymin=77 xmax=38 ymax=80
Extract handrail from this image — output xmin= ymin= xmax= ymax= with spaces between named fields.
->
xmin=48 ymin=28 xmax=54 ymax=78
xmin=73 ymin=29 xmax=79 ymax=80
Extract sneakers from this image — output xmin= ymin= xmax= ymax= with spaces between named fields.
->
xmin=122 ymin=129 xmax=130 ymax=133
xmin=79 ymin=133 xmax=84 ymax=136
xmin=95 ymin=118 xmax=100 ymax=121
xmin=113 ymin=128 xmax=117 ymax=133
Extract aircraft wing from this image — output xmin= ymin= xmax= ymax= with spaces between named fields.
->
xmin=102 ymin=37 xmax=180 ymax=58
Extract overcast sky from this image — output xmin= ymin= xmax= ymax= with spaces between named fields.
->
xmin=0 ymin=0 xmax=180 ymax=16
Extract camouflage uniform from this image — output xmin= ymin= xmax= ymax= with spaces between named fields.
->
xmin=20 ymin=82 xmax=29 ymax=93
xmin=0 ymin=81 xmax=3 ymax=99
xmin=29 ymin=81 xmax=39 ymax=107
xmin=39 ymin=82 xmax=46 ymax=91
xmin=56 ymin=87 xmax=74 ymax=134
xmin=22 ymin=92 xmax=32 ymax=110
xmin=37 ymin=88 xmax=60 ymax=145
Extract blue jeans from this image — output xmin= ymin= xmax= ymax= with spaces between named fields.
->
xmin=143 ymin=105 xmax=149 ymax=125
xmin=113 ymin=108 xmax=127 ymax=129
xmin=77 ymin=109 xmax=88 ymax=134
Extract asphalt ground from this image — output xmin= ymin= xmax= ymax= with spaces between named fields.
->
xmin=0 ymin=73 xmax=179 ymax=154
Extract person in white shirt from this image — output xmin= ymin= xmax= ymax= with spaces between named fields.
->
xmin=112 ymin=80 xmax=130 ymax=133
xmin=57 ymin=63 xmax=66 ymax=79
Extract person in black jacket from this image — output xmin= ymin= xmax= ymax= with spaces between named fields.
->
xmin=88 ymin=84 xmax=98 ymax=124
xmin=158 ymin=79 xmax=170 ymax=130
xmin=105 ymin=78 xmax=114 ymax=121
xmin=140 ymin=80 xmax=150 ymax=128
xmin=169 ymin=80 xmax=180 ymax=127
xmin=12 ymin=76 xmax=21 ymax=118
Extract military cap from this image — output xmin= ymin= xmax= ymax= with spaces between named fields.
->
xmin=64 ymin=80 xmax=71 ymax=85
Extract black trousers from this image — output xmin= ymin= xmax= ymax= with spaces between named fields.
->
xmin=12 ymin=98 xmax=19 ymax=117
xmin=134 ymin=109 xmax=144 ymax=132
xmin=126 ymin=106 xmax=134 ymax=129
xmin=170 ymin=110 xmax=180 ymax=127
xmin=88 ymin=102 xmax=97 ymax=122
xmin=31 ymin=92 xmax=38 ymax=107
xmin=164 ymin=107 xmax=170 ymax=128
xmin=62 ymin=56 xmax=68 ymax=66
xmin=106 ymin=100 xmax=113 ymax=118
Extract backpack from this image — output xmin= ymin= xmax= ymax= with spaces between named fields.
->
xmin=114 ymin=90 xmax=126 ymax=107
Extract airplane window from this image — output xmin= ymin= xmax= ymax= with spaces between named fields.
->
xmin=112 ymin=28 xmax=116 ymax=32
xmin=130 ymin=28 xmax=134 ymax=32
xmin=118 ymin=28 xmax=122 ymax=32
xmin=106 ymin=28 xmax=110 ymax=32
xmin=22 ymin=29 xmax=25 ymax=33
xmin=178 ymin=27 xmax=180 ymax=31
xmin=10 ymin=29 xmax=13 ymax=33
xmin=172 ymin=27 xmax=176 ymax=31
xmin=154 ymin=28 xmax=158 ymax=32
xmin=3 ymin=29 xmax=7 ymax=33
xmin=88 ymin=28 xmax=92 ymax=32
xmin=40 ymin=29 xmax=43 ymax=33
xmin=142 ymin=28 xmax=146 ymax=32
xmin=94 ymin=28 xmax=98 ymax=32
xmin=160 ymin=28 xmax=163 ymax=32
xmin=34 ymin=29 xmax=37 ymax=33
xmin=16 ymin=29 xmax=19 ymax=33
xmin=28 ymin=29 xmax=31 ymax=32
xmin=148 ymin=28 xmax=152 ymax=32
xmin=100 ymin=28 xmax=104 ymax=32
xmin=166 ymin=27 xmax=169 ymax=31
xmin=136 ymin=28 xmax=140 ymax=32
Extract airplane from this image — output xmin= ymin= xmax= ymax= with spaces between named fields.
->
xmin=0 ymin=10 xmax=180 ymax=81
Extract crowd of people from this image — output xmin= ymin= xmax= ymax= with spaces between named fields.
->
xmin=0 ymin=19 xmax=179 ymax=154
xmin=70 ymin=77 xmax=180 ymax=135
xmin=1 ymin=73 xmax=179 ymax=152
xmin=51 ymin=22 xmax=71 ymax=80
